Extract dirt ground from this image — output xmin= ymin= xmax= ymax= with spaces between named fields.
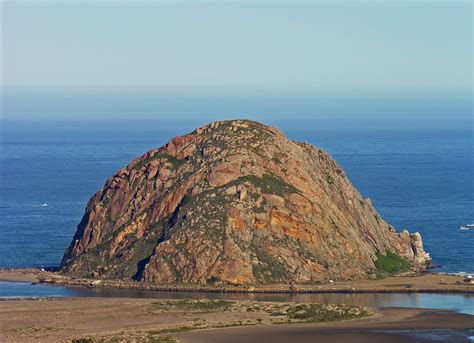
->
xmin=177 ymin=308 xmax=474 ymax=343
xmin=1 ymin=269 xmax=473 ymax=342
xmin=1 ymin=297 xmax=473 ymax=343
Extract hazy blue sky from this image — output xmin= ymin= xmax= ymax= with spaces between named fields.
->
xmin=0 ymin=0 xmax=472 ymax=121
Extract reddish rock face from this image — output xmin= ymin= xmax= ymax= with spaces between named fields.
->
xmin=61 ymin=120 xmax=431 ymax=285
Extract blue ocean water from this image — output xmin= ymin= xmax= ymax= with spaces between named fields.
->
xmin=0 ymin=120 xmax=472 ymax=272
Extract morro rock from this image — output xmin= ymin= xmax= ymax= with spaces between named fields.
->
xmin=61 ymin=120 xmax=431 ymax=285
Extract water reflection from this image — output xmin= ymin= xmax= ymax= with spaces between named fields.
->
xmin=1 ymin=281 xmax=473 ymax=315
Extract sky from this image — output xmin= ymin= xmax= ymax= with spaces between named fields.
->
xmin=0 ymin=0 xmax=472 ymax=121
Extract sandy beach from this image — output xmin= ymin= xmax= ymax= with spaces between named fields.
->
xmin=1 ymin=269 xmax=472 ymax=342
xmin=0 ymin=297 xmax=472 ymax=342
xmin=0 ymin=269 xmax=44 ymax=283
xmin=177 ymin=308 xmax=474 ymax=343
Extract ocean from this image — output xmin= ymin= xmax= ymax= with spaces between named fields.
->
xmin=0 ymin=119 xmax=472 ymax=273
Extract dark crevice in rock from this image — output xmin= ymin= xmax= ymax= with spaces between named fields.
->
xmin=60 ymin=211 xmax=91 ymax=268
xmin=132 ymin=255 xmax=152 ymax=281
xmin=132 ymin=195 xmax=191 ymax=281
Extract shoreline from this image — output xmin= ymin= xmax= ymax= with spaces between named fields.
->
xmin=176 ymin=308 xmax=474 ymax=343
xmin=2 ymin=270 xmax=472 ymax=342
xmin=0 ymin=297 xmax=472 ymax=342
xmin=1 ymin=268 xmax=473 ymax=295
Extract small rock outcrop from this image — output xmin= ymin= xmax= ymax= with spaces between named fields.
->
xmin=61 ymin=120 xmax=431 ymax=284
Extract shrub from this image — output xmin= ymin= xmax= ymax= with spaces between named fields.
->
xmin=374 ymin=251 xmax=411 ymax=275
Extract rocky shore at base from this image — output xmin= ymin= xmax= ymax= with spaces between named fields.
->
xmin=1 ymin=269 xmax=473 ymax=294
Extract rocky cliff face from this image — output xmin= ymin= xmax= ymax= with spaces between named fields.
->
xmin=61 ymin=120 xmax=431 ymax=285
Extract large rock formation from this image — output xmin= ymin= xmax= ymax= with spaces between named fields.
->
xmin=61 ymin=120 xmax=431 ymax=285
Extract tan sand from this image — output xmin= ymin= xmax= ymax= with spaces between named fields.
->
xmin=0 ymin=297 xmax=472 ymax=343
xmin=0 ymin=269 xmax=43 ymax=283
xmin=177 ymin=308 xmax=474 ymax=343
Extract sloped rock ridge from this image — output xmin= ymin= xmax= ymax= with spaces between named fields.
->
xmin=61 ymin=120 xmax=431 ymax=285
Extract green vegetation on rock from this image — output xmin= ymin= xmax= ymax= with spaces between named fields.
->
xmin=236 ymin=174 xmax=299 ymax=197
xmin=374 ymin=251 xmax=412 ymax=275
xmin=252 ymin=244 xmax=290 ymax=283
xmin=135 ymin=152 xmax=183 ymax=170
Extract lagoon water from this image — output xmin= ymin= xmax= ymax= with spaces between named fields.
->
xmin=1 ymin=281 xmax=473 ymax=316
xmin=0 ymin=119 xmax=473 ymax=273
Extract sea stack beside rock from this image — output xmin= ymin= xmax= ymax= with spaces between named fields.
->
xmin=61 ymin=120 xmax=431 ymax=285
